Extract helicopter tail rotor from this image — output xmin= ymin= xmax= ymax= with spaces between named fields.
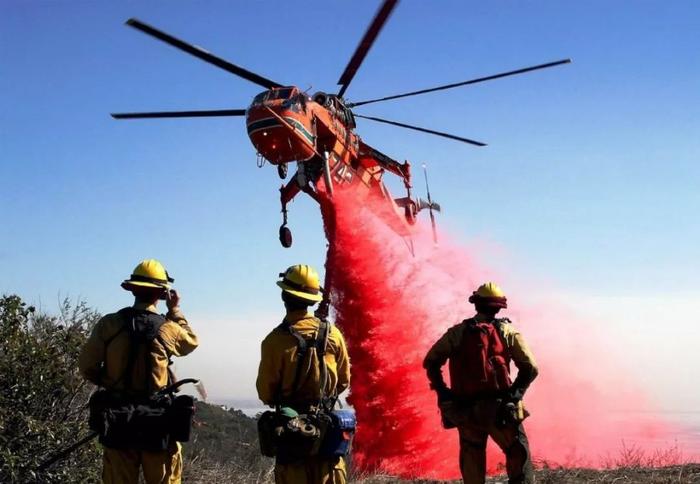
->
xmin=416 ymin=197 xmax=440 ymax=244
xmin=417 ymin=198 xmax=441 ymax=213
xmin=420 ymin=164 xmax=439 ymax=245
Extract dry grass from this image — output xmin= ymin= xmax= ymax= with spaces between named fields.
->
xmin=183 ymin=455 xmax=275 ymax=483
xmin=517 ymin=464 xmax=700 ymax=483
xmin=183 ymin=462 xmax=700 ymax=483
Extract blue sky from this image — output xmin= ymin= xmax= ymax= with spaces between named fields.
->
xmin=2 ymin=1 xmax=699 ymax=403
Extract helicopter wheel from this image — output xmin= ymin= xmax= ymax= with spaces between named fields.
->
xmin=277 ymin=163 xmax=288 ymax=179
xmin=279 ymin=225 xmax=293 ymax=248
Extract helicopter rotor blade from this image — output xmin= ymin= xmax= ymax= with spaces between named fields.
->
xmin=111 ymin=109 xmax=246 ymax=119
xmin=336 ymin=0 xmax=399 ymax=98
xmin=355 ymin=114 xmax=486 ymax=147
xmin=125 ymin=18 xmax=283 ymax=89
xmin=348 ymin=59 xmax=571 ymax=107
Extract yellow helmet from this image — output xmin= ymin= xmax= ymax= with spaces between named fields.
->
xmin=469 ymin=281 xmax=507 ymax=308
xmin=121 ymin=259 xmax=174 ymax=291
xmin=277 ymin=264 xmax=323 ymax=303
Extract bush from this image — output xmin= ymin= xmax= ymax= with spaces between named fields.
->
xmin=0 ymin=295 xmax=102 ymax=483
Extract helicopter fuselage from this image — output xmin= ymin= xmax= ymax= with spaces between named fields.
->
xmin=246 ymin=86 xmax=417 ymax=239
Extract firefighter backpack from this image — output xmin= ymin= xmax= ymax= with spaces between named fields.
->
xmin=456 ymin=318 xmax=512 ymax=396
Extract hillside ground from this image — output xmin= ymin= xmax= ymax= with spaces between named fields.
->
xmin=184 ymin=401 xmax=700 ymax=483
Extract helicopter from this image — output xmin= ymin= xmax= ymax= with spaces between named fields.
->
xmin=112 ymin=0 xmax=570 ymax=248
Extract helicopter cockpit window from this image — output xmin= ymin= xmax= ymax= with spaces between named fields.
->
xmin=279 ymin=91 xmax=305 ymax=113
xmin=252 ymin=91 xmax=269 ymax=104
xmin=271 ymin=88 xmax=294 ymax=100
xmin=345 ymin=108 xmax=356 ymax=128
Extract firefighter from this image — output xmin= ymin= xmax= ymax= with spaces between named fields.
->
xmin=423 ymin=282 xmax=538 ymax=484
xmin=79 ymin=259 xmax=198 ymax=484
xmin=256 ymin=264 xmax=351 ymax=484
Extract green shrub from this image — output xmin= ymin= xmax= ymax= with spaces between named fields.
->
xmin=0 ymin=295 xmax=102 ymax=483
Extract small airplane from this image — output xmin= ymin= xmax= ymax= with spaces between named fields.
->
xmin=112 ymin=0 xmax=570 ymax=248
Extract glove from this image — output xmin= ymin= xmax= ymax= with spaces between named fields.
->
xmin=508 ymin=386 xmax=525 ymax=403
xmin=434 ymin=387 xmax=457 ymax=430
xmin=496 ymin=401 xmax=519 ymax=428
xmin=435 ymin=386 xmax=454 ymax=404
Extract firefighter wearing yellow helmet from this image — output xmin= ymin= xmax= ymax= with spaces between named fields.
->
xmin=423 ymin=282 xmax=538 ymax=484
xmin=257 ymin=264 xmax=351 ymax=484
xmin=275 ymin=264 xmax=325 ymax=303
xmin=79 ymin=259 xmax=199 ymax=484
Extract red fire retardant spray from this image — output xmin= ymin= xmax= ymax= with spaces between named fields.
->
xmin=319 ymin=187 xmax=690 ymax=479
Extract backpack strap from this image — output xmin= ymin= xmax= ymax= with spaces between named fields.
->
xmin=461 ymin=316 xmax=485 ymax=338
xmin=315 ymin=319 xmax=331 ymax=404
xmin=121 ymin=314 xmax=140 ymax=392
xmin=141 ymin=313 xmax=167 ymax=394
xmin=112 ymin=308 xmax=167 ymax=397
xmin=276 ymin=317 xmax=331 ymax=408
xmin=492 ymin=317 xmax=512 ymax=359
xmin=287 ymin=323 xmax=310 ymax=397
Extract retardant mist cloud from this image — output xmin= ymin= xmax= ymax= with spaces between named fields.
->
xmin=320 ymin=188 xmax=690 ymax=479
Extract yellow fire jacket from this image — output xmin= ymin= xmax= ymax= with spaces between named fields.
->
xmin=423 ymin=315 xmax=538 ymax=398
xmin=78 ymin=302 xmax=199 ymax=396
xmin=257 ymin=310 xmax=351 ymax=407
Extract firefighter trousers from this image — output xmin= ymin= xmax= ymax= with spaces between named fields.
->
xmin=102 ymin=441 xmax=182 ymax=484
xmin=274 ymin=455 xmax=346 ymax=484
xmin=458 ymin=422 xmax=533 ymax=484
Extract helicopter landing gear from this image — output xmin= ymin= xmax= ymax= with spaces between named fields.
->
xmin=277 ymin=162 xmax=288 ymax=179
xmin=279 ymin=203 xmax=292 ymax=248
